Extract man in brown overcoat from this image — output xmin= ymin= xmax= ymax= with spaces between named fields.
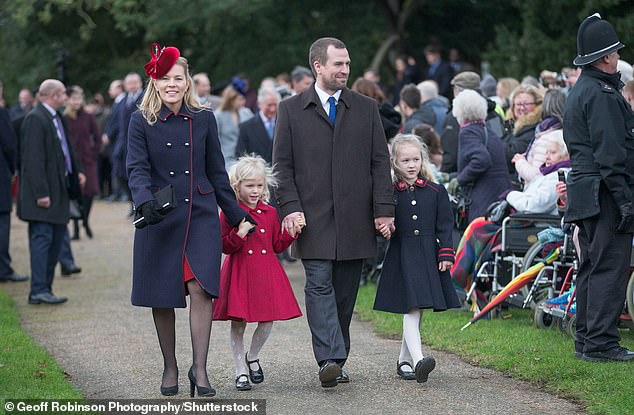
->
xmin=273 ymin=37 xmax=395 ymax=388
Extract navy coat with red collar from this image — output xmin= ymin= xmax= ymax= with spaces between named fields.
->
xmin=127 ymin=105 xmax=246 ymax=308
xmin=373 ymin=179 xmax=460 ymax=313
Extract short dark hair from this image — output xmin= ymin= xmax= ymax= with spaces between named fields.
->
xmin=309 ymin=37 xmax=347 ymax=77
xmin=291 ymin=66 xmax=313 ymax=84
xmin=400 ymin=84 xmax=421 ymax=109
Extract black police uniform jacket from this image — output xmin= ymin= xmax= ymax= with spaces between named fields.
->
xmin=373 ymin=179 xmax=460 ymax=314
xmin=563 ymin=66 xmax=634 ymax=222
xmin=127 ymin=106 xmax=245 ymax=308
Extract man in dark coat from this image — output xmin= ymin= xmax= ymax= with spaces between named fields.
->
xmin=273 ymin=37 xmax=395 ymax=388
xmin=563 ymin=14 xmax=634 ymax=362
xmin=400 ymin=84 xmax=436 ymax=134
xmin=424 ymin=45 xmax=454 ymax=99
xmin=235 ymin=87 xmax=280 ymax=164
xmin=0 ymin=107 xmax=28 ymax=283
xmin=17 ymin=79 xmax=83 ymax=304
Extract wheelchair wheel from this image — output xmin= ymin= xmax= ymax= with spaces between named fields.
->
xmin=625 ymin=272 xmax=634 ymax=322
xmin=533 ymin=306 xmax=555 ymax=329
xmin=559 ymin=314 xmax=577 ymax=337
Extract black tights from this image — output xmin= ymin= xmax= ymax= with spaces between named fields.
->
xmin=152 ymin=280 xmax=213 ymax=388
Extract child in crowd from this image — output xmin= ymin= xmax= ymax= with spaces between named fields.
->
xmin=374 ymin=134 xmax=461 ymax=383
xmin=213 ymin=155 xmax=302 ymax=391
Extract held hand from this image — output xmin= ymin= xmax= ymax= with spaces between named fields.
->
xmin=438 ymin=261 xmax=453 ymax=272
xmin=37 ymin=196 xmax=51 ymax=208
xmin=237 ymin=218 xmax=256 ymax=238
xmin=283 ymin=212 xmax=305 ymax=236
xmin=375 ymin=217 xmax=394 ymax=239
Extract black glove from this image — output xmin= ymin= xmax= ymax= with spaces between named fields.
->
xmin=617 ymin=202 xmax=634 ymax=233
xmin=141 ymin=200 xmax=165 ymax=226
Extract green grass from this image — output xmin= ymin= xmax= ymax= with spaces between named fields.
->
xmin=0 ymin=289 xmax=82 ymax=401
xmin=356 ymin=284 xmax=634 ymax=415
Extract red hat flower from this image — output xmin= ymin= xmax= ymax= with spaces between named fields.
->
xmin=144 ymin=43 xmax=180 ymax=79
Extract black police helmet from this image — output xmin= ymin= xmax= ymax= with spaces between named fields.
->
xmin=573 ymin=13 xmax=624 ymax=66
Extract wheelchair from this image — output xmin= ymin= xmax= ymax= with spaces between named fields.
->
xmin=535 ymin=240 xmax=634 ymax=335
xmin=465 ymin=212 xmax=564 ymax=317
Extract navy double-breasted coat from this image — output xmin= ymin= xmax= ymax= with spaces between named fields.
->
xmin=127 ymin=105 xmax=245 ymax=308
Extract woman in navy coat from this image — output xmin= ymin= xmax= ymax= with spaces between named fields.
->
xmin=452 ymin=90 xmax=511 ymax=221
xmin=127 ymin=44 xmax=247 ymax=397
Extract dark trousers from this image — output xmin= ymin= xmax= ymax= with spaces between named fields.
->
xmin=0 ymin=212 xmax=15 ymax=278
xmin=302 ymin=259 xmax=363 ymax=366
xmin=575 ymin=188 xmax=632 ymax=353
xmin=58 ymin=227 xmax=75 ymax=268
xmin=28 ymin=221 xmax=66 ymax=296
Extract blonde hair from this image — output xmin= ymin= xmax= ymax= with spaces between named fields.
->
xmin=229 ymin=154 xmax=278 ymax=203
xmin=218 ymin=85 xmax=242 ymax=112
xmin=139 ymin=56 xmax=204 ymax=125
xmin=390 ymin=134 xmax=437 ymax=183
xmin=507 ymin=84 xmax=543 ymax=121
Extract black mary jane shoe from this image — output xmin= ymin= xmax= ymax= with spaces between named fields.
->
xmin=396 ymin=361 xmax=416 ymax=381
xmin=245 ymin=353 xmax=264 ymax=384
xmin=235 ymin=374 xmax=252 ymax=391
xmin=414 ymin=356 xmax=436 ymax=383
xmin=188 ymin=367 xmax=216 ymax=397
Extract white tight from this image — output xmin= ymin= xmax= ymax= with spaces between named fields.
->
xmin=399 ymin=308 xmax=424 ymax=366
xmin=230 ymin=321 xmax=273 ymax=377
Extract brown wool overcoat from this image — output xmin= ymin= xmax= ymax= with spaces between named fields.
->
xmin=272 ymin=86 xmax=394 ymax=260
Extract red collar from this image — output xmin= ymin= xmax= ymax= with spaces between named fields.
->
xmin=394 ymin=178 xmax=427 ymax=192
xmin=238 ymin=199 xmax=271 ymax=213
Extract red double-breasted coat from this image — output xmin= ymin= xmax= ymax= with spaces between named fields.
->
xmin=213 ymin=200 xmax=302 ymax=322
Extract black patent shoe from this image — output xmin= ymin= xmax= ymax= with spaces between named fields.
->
xmin=245 ymin=353 xmax=264 ymax=384
xmin=188 ymin=367 xmax=216 ymax=397
xmin=235 ymin=374 xmax=252 ymax=391
xmin=414 ymin=356 xmax=436 ymax=383
xmin=336 ymin=369 xmax=350 ymax=383
xmin=318 ymin=360 xmax=341 ymax=388
xmin=396 ymin=361 xmax=416 ymax=380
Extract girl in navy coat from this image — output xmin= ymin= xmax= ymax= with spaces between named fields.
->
xmin=213 ymin=155 xmax=302 ymax=391
xmin=127 ymin=45 xmax=247 ymax=398
xmin=374 ymin=134 xmax=460 ymax=383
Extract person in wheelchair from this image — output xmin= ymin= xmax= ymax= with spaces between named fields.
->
xmin=451 ymin=132 xmax=570 ymax=301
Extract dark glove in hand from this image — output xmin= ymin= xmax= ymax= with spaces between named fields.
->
xmin=141 ymin=200 xmax=165 ymax=225
xmin=617 ymin=202 xmax=634 ymax=233
xmin=233 ymin=214 xmax=258 ymax=234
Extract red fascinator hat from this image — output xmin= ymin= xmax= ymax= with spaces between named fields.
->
xmin=144 ymin=43 xmax=180 ymax=79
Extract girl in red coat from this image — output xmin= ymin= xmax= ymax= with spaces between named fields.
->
xmin=213 ymin=155 xmax=302 ymax=391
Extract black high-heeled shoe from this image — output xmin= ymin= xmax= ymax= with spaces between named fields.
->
xmin=188 ymin=367 xmax=216 ymax=397
xmin=245 ymin=352 xmax=264 ymax=384
xmin=160 ymin=369 xmax=178 ymax=396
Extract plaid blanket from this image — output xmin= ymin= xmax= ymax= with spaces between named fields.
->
xmin=451 ymin=217 xmax=502 ymax=300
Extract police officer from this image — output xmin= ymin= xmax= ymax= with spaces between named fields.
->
xmin=564 ymin=13 xmax=634 ymax=362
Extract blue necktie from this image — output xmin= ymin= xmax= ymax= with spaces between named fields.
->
xmin=53 ymin=115 xmax=72 ymax=174
xmin=266 ymin=119 xmax=275 ymax=139
xmin=328 ymin=96 xmax=337 ymax=124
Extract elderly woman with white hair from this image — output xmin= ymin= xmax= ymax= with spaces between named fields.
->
xmin=452 ymin=90 xmax=511 ymax=221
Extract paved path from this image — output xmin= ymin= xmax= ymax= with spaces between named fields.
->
xmin=3 ymin=201 xmax=584 ymax=414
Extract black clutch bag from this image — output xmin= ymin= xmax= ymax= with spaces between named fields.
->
xmin=133 ymin=185 xmax=178 ymax=228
